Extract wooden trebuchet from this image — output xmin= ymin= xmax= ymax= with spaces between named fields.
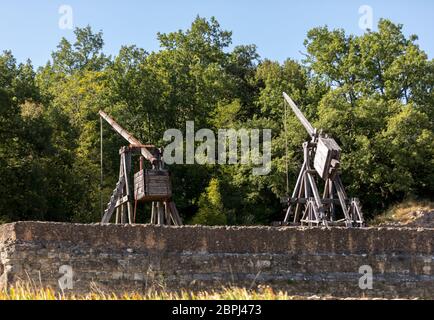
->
xmin=99 ymin=110 xmax=182 ymax=226
xmin=282 ymin=93 xmax=364 ymax=227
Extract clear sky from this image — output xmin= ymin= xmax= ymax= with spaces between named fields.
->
xmin=1 ymin=0 xmax=433 ymax=67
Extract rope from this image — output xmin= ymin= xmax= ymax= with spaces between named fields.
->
xmin=100 ymin=116 xmax=104 ymax=219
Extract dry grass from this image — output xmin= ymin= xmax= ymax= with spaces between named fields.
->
xmin=0 ymin=282 xmax=323 ymax=300
xmin=371 ymin=199 xmax=434 ymax=227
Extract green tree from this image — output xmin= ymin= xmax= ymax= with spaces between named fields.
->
xmin=192 ymin=178 xmax=227 ymax=225
xmin=304 ymin=19 xmax=434 ymax=213
xmin=35 ymin=27 xmax=114 ymax=222
xmin=0 ymin=51 xmax=84 ymax=222
xmin=2 ymin=17 xmax=432 ymax=225
xmin=51 ymin=25 xmax=110 ymax=74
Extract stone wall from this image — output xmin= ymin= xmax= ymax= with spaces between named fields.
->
xmin=0 ymin=221 xmax=433 ymax=298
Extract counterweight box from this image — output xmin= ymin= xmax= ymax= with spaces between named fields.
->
xmin=134 ymin=169 xmax=172 ymax=201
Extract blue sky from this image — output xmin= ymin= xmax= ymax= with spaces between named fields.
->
xmin=0 ymin=0 xmax=433 ymax=67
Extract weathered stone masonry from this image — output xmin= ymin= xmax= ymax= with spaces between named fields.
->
xmin=0 ymin=221 xmax=433 ymax=298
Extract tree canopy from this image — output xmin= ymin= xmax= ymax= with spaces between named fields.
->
xmin=0 ymin=17 xmax=432 ymax=224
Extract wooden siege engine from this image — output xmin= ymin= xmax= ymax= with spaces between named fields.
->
xmin=99 ymin=110 xmax=182 ymax=225
xmin=282 ymin=93 xmax=364 ymax=227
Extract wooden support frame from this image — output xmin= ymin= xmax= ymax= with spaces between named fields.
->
xmin=99 ymin=110 xmax=182 ymax=226
xmin=283 ymin=142 xmax=364 ymax=227
xmin=102 ymin=146 xmax=182 ymax=226
xmin=281 ymin=92 xmax=364 ymax=228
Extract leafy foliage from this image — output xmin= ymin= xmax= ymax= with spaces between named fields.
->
xmin=192 ymin=178 xmax=227 ymax=225
xmin=0 ymin=17 xmax=432 ymax=224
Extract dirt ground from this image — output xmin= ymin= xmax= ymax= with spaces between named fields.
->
xmin=372 ymin=200 xmax=434 ymax=228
